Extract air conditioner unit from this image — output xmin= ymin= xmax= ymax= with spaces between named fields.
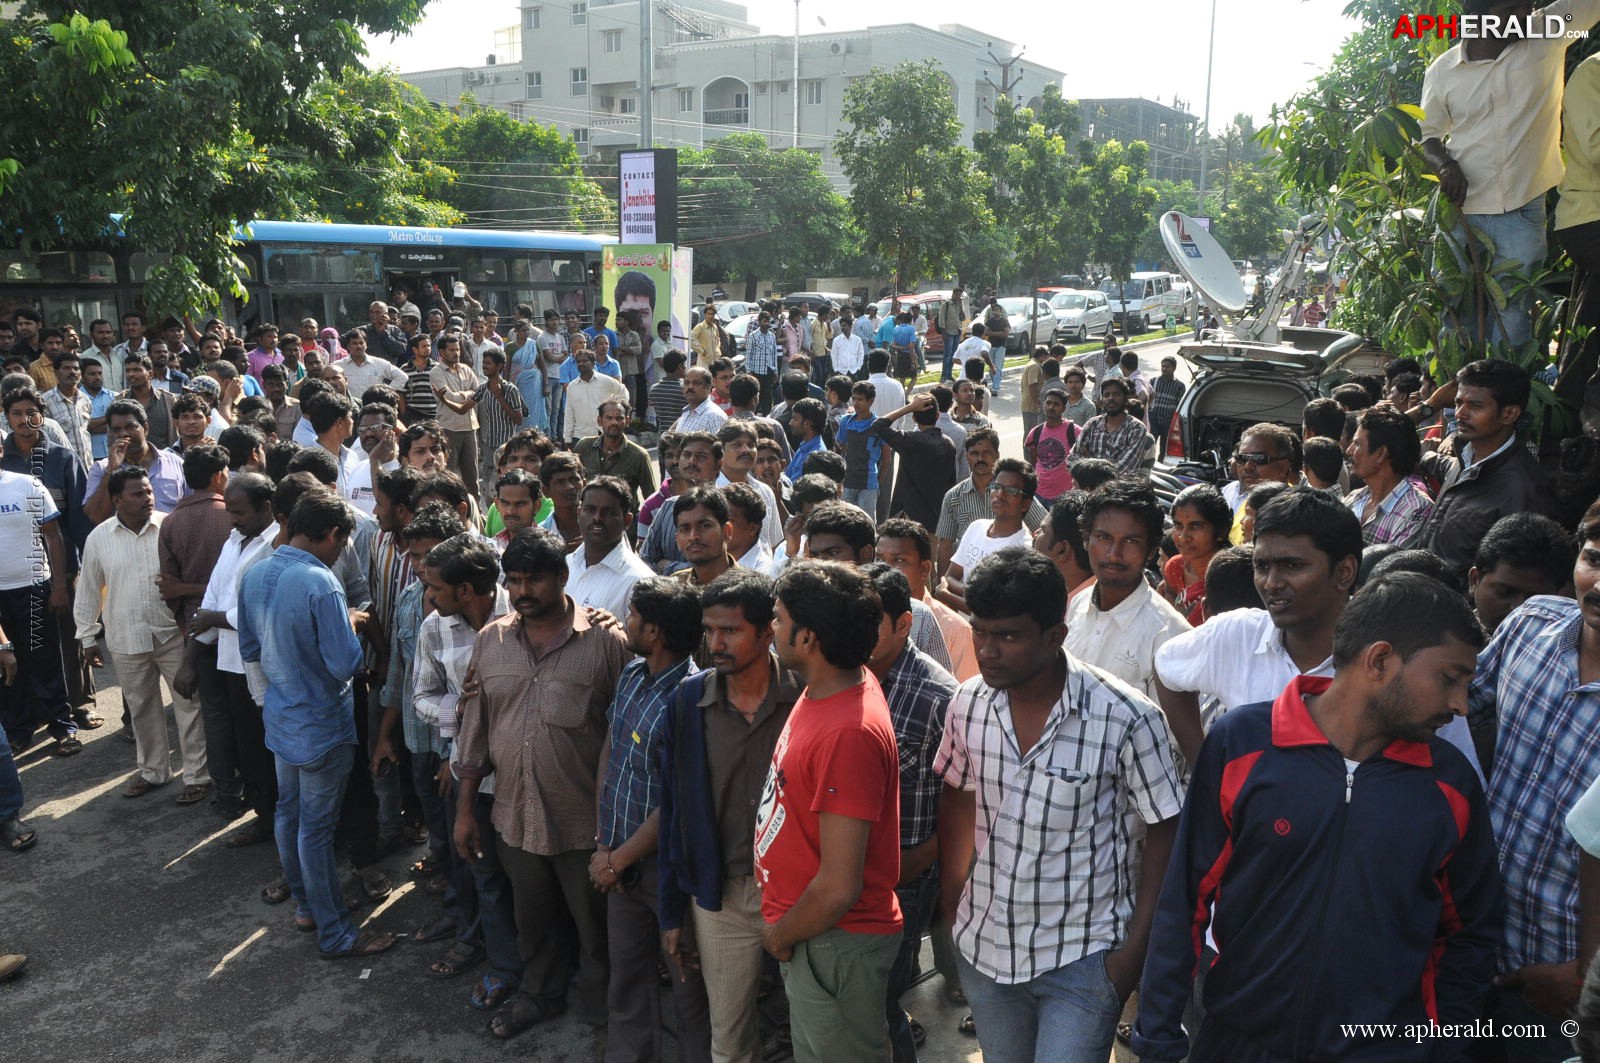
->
xmin=466 ymin=70 xmax=485 ymax=84
xmin=829 ymin=42 xmax=843 ymax=54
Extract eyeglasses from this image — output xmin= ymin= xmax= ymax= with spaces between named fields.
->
xmin=1231 ymin=451 xmax=1281 ymax=467
xmin=988 ymin=483 xmax=1027 ymax=497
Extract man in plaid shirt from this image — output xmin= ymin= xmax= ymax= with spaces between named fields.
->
xmin=864 ymin=562 xmax=958 ymax=1063
xmin=743 ymin=311 xmax=782 ymax=414
xmin=593 ymin=577 xmax=712 ymax=1062
xmin=1466 ymin=501 xmax=1600 ymax=1056
xmin=1073 ymin=377 xmax=1154 ymax=477
xmin=935 ymin=546 xmax=1182 ymax=1063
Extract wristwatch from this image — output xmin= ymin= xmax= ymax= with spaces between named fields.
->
xmin=0 ymin=642 xmax=13 ymax=654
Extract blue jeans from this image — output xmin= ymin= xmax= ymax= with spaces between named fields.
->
xmin=990 ymin=342 xmax=1006 ymax=393
xmin=1448 ymin=194 xmax=1548 ymax=351
xmin=940 ymin=339 xmax=956 ymax=382
xmin=887 ymin=868 xmax=941 ymax=1063
xmin=843 ymin=487 xmax=878 ymax=514
xmin=957 ymin=949 xmax=1123 ymax=1063
xmin=276 ymin=742 xmax=359 ymax=954
xmin=0 ymin=726 xmax=22 ymax=822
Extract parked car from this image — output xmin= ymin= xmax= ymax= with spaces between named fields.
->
xmin=712 ymin=300 xmax=759 ymax=324
xmin=783 ymin=291 xmax=847 ymax=313
xmin=1157 ymin=330 xmax=1367 ymax=464
xmin=1046 ymin=289 xmax=1113 ymax=343
xmin=967 ymin=296 xmax=1057 ymax=353
xmin=723 ymin=312 xmax=759 ymax=354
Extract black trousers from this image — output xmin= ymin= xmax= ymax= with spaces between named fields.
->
xmin=220 ymin=668 xmax=276 ymax=820
xmin=0 ymin=582 xmax=73 ymax=743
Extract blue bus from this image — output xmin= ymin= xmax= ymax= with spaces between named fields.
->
xmin=0 ymin=220 xmax=614 ymax=332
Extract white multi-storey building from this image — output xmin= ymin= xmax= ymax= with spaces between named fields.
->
xmin=399 ymin=0 xmax=1065 ymax=186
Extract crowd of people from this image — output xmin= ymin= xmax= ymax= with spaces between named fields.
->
xmin=1 ymin=288 xmax=1599 ymax=1063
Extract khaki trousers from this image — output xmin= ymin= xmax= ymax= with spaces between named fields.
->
xmin=116 ymin=630 xmax=208 ymax=786
xmin=691 ymin=875 xmax=768 ymax=1063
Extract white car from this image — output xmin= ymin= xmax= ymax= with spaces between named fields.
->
xmin=1047 ymin=289 xmax=1113 ymax=343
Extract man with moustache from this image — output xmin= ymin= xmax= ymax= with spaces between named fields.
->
xmin=454 ymin=527 xmax=631 ymax=1039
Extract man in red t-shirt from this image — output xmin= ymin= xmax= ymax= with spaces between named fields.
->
xmin=756 ymin=560 xmax=903 ymax=1063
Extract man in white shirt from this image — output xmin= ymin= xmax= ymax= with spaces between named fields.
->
xmin=722 ymin=481 xmax=775 ymax=574
xmin=76 ymin=465 xmax=209 ymax=801
xmin=1064 ymin=481 xmax=1190 ymax=701
xmin=1420 ymin=0 xmax=1600 ymax=348
xmin=1154 ymin=486 xmax=1482 ymax=779
xmin=339 ymin=328 xmax=410 ymax=399
xmin=714 ymin=421 xmax=783 ymax=550
xmin=0 ymin=465 xmax=79 ymax=754
xmin=566 ymin=477 xmax=653 ymax=619
xmin=670 ymin=366 xmax=729 ymax=435
xmin=830 ymin=313 xmax=867 ymax=378
xmin=184 ymin=472 xmax=279 ymax=840
xmin=342 ymin=404 xmax=400 ymax=517
xmin=563 ymin=349 xmax=630 ymax=446
xmin=864 ymin=349 xmax=907 ymax=521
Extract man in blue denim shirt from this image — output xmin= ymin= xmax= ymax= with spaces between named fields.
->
xmin=238 ymin=489 xmax=395 ymax=959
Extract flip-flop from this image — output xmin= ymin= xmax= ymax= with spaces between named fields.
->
xmin=2 ymin=815 xmax=36 ymax=853
xmin=470 ymin=974 xmax=514 ymax=1010
xmin=261 ymin=879 xmax=292 ymax=905
xmin=52 ymin=736 xmax=83 ymax=757
xmin=321 ymin=929 xmax=397 ymax=960
xmin=293 ymin=913 xmax=316 ymax=933
xmin=175 ymin=784 xmax=212 ymax=805
xmin=958 ymin=1015 xmax=977 ymax=1037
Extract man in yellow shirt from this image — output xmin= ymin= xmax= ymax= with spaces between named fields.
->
xmin=1556 ymin=50 xmax=1600 ymax=430
xmin=689 ymin=305 xmax=724 ymax=367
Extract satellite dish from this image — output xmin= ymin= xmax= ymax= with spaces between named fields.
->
xmin=1161 ymin=211 xmax=1247 ymax=313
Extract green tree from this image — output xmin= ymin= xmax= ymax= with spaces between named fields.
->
xmin=0 ymin=0 xmax=428 ymax=317
xmin=836 ymin=60 xmax=990 ymax=291
xmin=974 ymin=86 xmax=1086 ymax=344
xmin=1083 ymin=139 xmax=1159 ymax=333
xmin=1213 ymin=165 xmax=1296 ymax=263
xmin=423 ymin=96 xmax=612 ymax=231
xmin=677 ymin=132 xmax=857 ymax=297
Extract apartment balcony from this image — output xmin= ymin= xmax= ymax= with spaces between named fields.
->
xmin=702 ymin=107 xmax=749 ymax=126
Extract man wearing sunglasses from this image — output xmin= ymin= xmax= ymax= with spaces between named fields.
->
xmin=1222 ymin=423 xmax=1301 ymax=515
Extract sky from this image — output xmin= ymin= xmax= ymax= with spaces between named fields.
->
xmin=363 ymin=0 xmax=1369 ymax=132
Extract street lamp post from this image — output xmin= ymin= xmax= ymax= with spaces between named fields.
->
xmin=1196 ymin=0 xmax=1217 ymax=216
xmin=640 ymin=0 xmax=653 ymax=147
xmin=792 ymin=0 xmax=800 ymax=148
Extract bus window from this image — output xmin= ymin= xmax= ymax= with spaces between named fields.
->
xmin=40 ymin=295 xmax=120 ymax=333
xmin=515 ymin=255 xmax=554 ymax=284
xmin=465 ymin=256 xmax=508 ymax=285
xmin=551 ymin=257 xmax=585 ymax=285
xmin=0 ymin=251 xmax=41 ymax=281
xmin=264 ymin=248 xmax=381 ymax=286
xmin=130 ymin=252 xmax=173 ymax=282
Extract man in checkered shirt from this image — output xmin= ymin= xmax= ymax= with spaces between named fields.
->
xmin=934 ymin=546 xmax=1182 ymax=1063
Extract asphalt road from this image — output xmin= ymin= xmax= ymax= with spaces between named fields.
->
xmin=0 ymin=344 xmax=1200 ymax=1061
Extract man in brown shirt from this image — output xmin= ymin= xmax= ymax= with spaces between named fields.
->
xmin=160 ymin=446 xmax=236 ymax=810
xmin=454 ymin=526 xmax=630 ymax=1039
xmin=658 ymin=568 xmax=803 ymax=1063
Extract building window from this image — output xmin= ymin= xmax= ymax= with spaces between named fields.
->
xmin=805 ymin=80 xmax=822 ymax=105
xmin=507 ymin=102 xmax=525 ymax=120
xmin=677 ymin=88 xmax=693 ymax=112
xmin=571 ymin=67 xmax=588 ymax=95
xmin=603 ymin=29 xmax=622 ymax=53
xmin=524 ymin=6 xmax=540 ymax=30
xmin=570 ymin=1 xmax=586 ymax=25
xmin=574 ymin=127 xmax=589 ymax=153
xmin=734 ymin=91 xmax=749 ymax=110
xmin=619 ymin=96 xmax=638 ymax=115
xmin=526 ymin=71 xmax=542 ymax=99
xmin=755 ymin=82 xmax=768 ymax=95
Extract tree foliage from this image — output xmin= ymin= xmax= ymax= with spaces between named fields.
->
xmin=677 ymin=132 xmax=857 ymax=295
xmin=0 ymin=0 xmax=431 ymax=316
xmin=1083 ymin=139 xmax=1159 ymax=295
xmin=836 ymin=60 xmax=990 ymax=291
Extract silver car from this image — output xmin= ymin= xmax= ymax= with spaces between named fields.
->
xmin=1047 ymin=289 xmax=1113 ymax=343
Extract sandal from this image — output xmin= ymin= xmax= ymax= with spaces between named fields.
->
xmin=261 ymin=879 xmax=292 ymax=905
xmin=52 ymin=736 xmax=83 ymax=757
xmin=322 ymin=929 xmax=397 ymax=960
xmin=402 ymin=821 xmax=429 ymax=846
xmin=358 ymin=872 xmax=392 ymax=901
xmin=2 ymin=815 xmax=37 ymax=852
xmin=414 ymin=915 xmax=458 ymax=944
xmin=175 ymin=783 xmax=212 ymax=805
xmin=123 ymin=777 xmax=166 ymax=799
xmin=958 ymin=1014 xmax=977 ymax=1037
xmin=470 ymin=974 xmax=514 ymax=1010
xmin=293 ymin=912 xmax=317 ymax=933
xmin=225 ymin=823 xmax=275 ymax=848
xmin=73 ymin=709 xmax=105 ymax=730
xmin=427 ymin=939 xmax=482 ymax=979
xmin=488 ymin=995 xmax=564 ymax=1039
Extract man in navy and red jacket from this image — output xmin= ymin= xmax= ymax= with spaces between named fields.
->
xmin=1134 ymin=572 xmax=1503 ymax=1062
